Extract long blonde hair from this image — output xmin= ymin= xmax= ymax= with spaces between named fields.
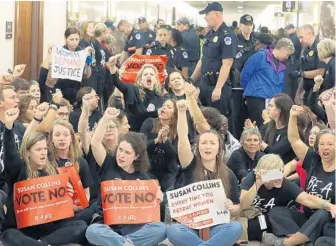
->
xmin=20 ymin=132 xmax=58 ymax=179
xmin=47 ymin=120 xmax=82 ymax=170
xmin=135 ymin=64 xmax=162 ymax=101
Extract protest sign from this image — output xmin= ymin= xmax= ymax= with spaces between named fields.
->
xmin=51 ymin=46 xmax=87 ymax=82
xmin=14 ymin=174 xmax=74 ymax=229
xmin=121 ymin=55 xmax=168 ymax=84
xmin=167 ymin=179 xmax=230 ymax=229
xmin=101 ymin=179 xmax=160 ymax=225
xmin=58 ymin=164 xmax=88 ymax=209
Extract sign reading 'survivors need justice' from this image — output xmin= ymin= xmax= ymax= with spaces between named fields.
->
xmin=51 ymin=46 xmax=87 ymax=82
xmin=14 ymin=174 xmax=74 ymax=229
xmin=167 ymin=179 xmax=230 ymax=229
xmin=101 ymin=180 xmax=160 ymax=225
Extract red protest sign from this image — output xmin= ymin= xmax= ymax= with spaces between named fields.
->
xmin=101 ymin=180 xmax=160 ymax=225
xmin=14 ymin=174 xmax=74 ymax=229
xmin=58 ymin=164 xmax=88 ymax=209
xmin=121 ymin=55 xmax=168 ymax=84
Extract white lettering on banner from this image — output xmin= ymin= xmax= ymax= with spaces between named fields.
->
xmin=166 ymin=179 xmax=230 ymax=229
xmin=51 ymin=46 xmax=87 ymax=82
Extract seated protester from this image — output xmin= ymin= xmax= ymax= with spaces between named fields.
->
xmin=17 ymin=95 xmax=38 ymax=128
xmin=56 ymin=98 xmax=72 ymax=121
xmin=166 ymin=100 xmax=242 ymax=246
xmin=47 ymin=120 xmax=94 ymax=224
xmin=262 ymin=105 xmax=336 ymax=246
xmin=55 ymin=27 xmax=92 ymax=105
xmin=145 ymin=25 xmax=176 ymax=73
xmin=240 ymin=154 xmax=335 ymax=243
xmin=2 ymin=108 xmax=87 ymax=245
xmin=11 ymin=77 xmax=30 ymax=97
xmin=259 ymin=93 xmax=298 ymax=164
xmin=107 ymin=56 xmax=164 ymax=132
xmin=85 ymin=131 xmax=167 ymax=246
xmin=0 ymin=85 xmax=25 ymax=176
xmin=314 ymin=222 xmax=335 ymax=246
xmin=28 ymin=80 xmax=41 ymax=103
xmin=79 ymin=96 xmax=129 ymax=202
xmin=228 ymin=127 xmax=264 ymax=183
xmin=140 ymin=99 xmax=179 ymax=191
xmin=69 ymin=87 xmax=101 ymax=132
xmin=316 ymin=38 xmax=335 ymax=91
xmin=167 ymin=28 xmax=189 ymax=78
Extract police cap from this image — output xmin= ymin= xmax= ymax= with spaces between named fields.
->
xmin=240 ymin=14 xmax=254 ymax=25
xmin=199 ymin=2 xmax=223 ymax=15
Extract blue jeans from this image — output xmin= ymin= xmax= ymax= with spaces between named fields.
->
xmin=85 ymin=222 xmax=166 ymax=246
xmin=167 ymin=222 xmax=242 ymax=246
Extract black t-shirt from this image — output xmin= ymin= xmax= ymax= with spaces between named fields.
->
xmin=227 ymin=147 xmax=264 ymax=182
xmin=303 ymin=148 xmax=335 ymax=215
xmin=56 ymin=157 xmax=93 ymax=189
xmin=91 ymin=39 xmax=106 ymax=72
xmin=176 ymin=157 xmax=240 ymax=204
xmin=95 ymin=154 xmax=151 ymax=235
xmin=69 ymin=107 xmax=102 ymax=132
xmin=241 ymin=172 xmax=303 ymax=213
xmin=38 ymin=67 xmax=57 ymax=103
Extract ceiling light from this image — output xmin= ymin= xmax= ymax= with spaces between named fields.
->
xmin=238 ymin=6 xmax=243 ymax=9
xmin=238 ymin=10 xmax=243 ymax=13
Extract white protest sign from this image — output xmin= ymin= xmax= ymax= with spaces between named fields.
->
xmin=167 ymin=179 xmax=230 ymax=229
xmin=51 ymin=46 xmax=87 ymax=82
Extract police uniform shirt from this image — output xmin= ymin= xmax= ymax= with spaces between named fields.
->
xmin=171 ymin=46 xmax=190 ymax=70
xmin=288 ymin=32 xmax=301 ymax=61
xmin=143 ymin=29 xmax=156 ymax=48
xmin=146 ymin=41 xmax=176 ymax=73
xmin=302 ymin=39 xmax=327 ymax=91
xmin=91 ymin=39 xmax=106 ymax=72
xmin=181 ymin=28 xmax=200 ymax=62
xmin=124 ymin=29 xmax=146 ymax=56
xmin=201 ymin=22 xmax=237 ymax=75
xmin=235 ymin=33 xmax=256 ymax=72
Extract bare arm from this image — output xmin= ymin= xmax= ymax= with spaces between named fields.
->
xmin=190 ymin=60 xmax=202 ymax=82
xmin=176 ymin=100 xmax=194 ymax=168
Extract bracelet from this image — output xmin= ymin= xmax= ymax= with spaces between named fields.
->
xmin=321 ymin=200 xmax=327 ymax=209
xmin=34 ymin=117 xmax=43 ymax=123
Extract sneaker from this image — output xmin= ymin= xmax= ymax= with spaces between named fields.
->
xmin=262 ymin=232 xmax=285 ymax=246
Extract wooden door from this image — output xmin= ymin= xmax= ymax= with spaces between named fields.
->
xmin=14 ymin=1 xmax=44 ymax=80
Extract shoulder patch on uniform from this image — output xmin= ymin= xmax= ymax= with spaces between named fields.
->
xmin=224 ymin=37 xmax=232 ymax=45
xmin=135 ymin=33 xmax=141 ymax=40
xmin=308 ymin=50 xmax=314 ymax=56
xmin=149 ymin=34 xmax=153 ymax=38
xmin=146 ymin=49 xmax=152 ymax=55
xmin=182 ymin=51 xmax=188 ymax=59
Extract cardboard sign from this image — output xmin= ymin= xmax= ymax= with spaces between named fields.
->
xmin=51 ymin=46 xmax=87 ymax=82
xmin=14 ymin=174 xmax=74 ymax=229
xmin=167 ymin=179 xmax=230 ymax=229
xmin=101 ymin=180 xmax=160 ymax=225
xmin=261 ymin=169 xmax=284 ymax=183
xmin=121 ymin=55 xmax=168 ymax=84
xmin=58 ymin=164 xmax=88 ymax=209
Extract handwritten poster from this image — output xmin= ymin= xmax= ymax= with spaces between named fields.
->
xmin=51 ymin=46 xmax=87 ymax=82
xmin=167 ymin=179 xmax=230 ymax=229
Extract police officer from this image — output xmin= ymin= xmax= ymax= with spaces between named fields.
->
xmin=176 ymin=17 xmax=200 ymax=76
xmin=138 ymin=17 xmax=156 ymax=49
xmin=117 ymin=20 xmax=146 ymax=64
xmin=191 ymin=2 xmax=237 ymax=120
xmin=231 ymin=14 xmax=256 ymax=139
xmin=168 ymin=28 xmax=190 ymax=78
xmin=293 ymin=24 xmax=326 ymax=105
xmin=145 ymin=25 xmax=176 ymax=73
